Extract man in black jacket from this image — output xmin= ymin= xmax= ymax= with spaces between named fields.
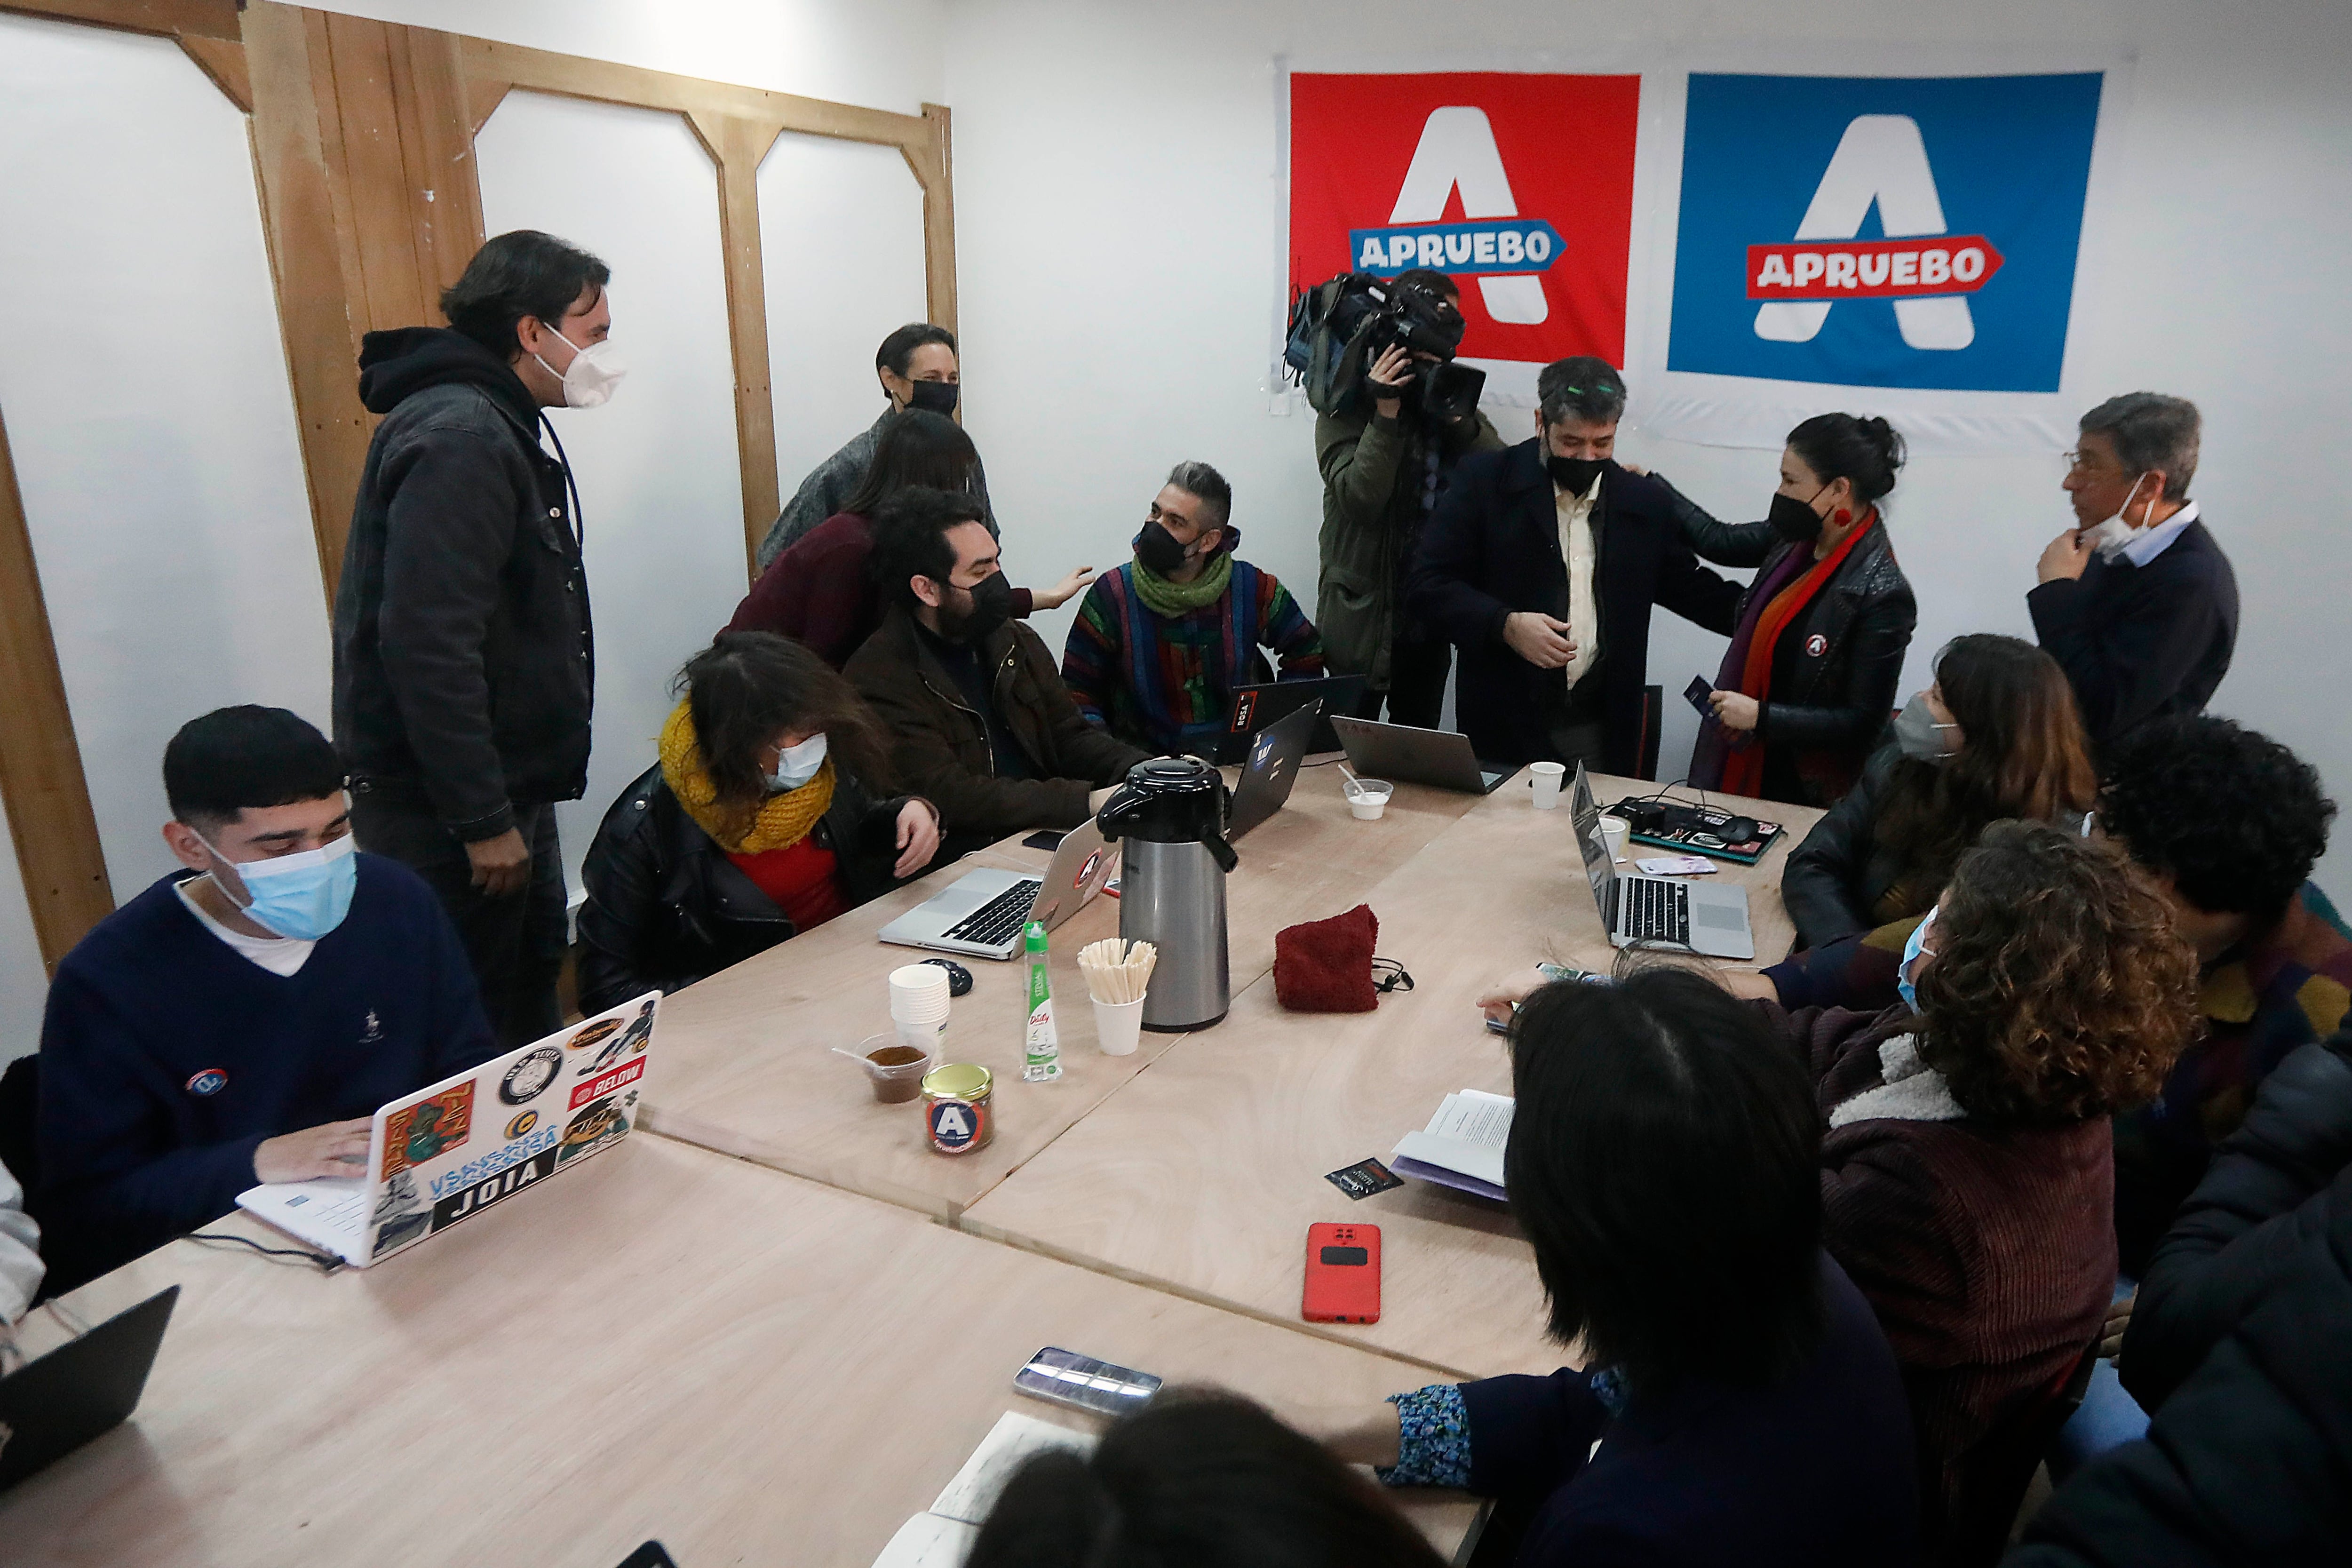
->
xmin=332 ymin=230 xmax=618 ymax=1045
xmin=1408 ymin=358 xmax=1741 ymax=774
xmin=2028 ymin=392 xmax=2238 ymax=748
xmin=2007 ymin=1031 xmax=2352 ymax=1564
xmin=846 ymin=488 xmax=1149 ymax=858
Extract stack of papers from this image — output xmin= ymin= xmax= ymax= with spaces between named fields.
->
xmin=872 ymin=1411 xmax=1098 ymax=1566
xmin=1390 ymin=1089 xmax=1512 ymax=1202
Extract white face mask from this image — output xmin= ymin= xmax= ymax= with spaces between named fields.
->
xmin=766 ymin=732 xmax=828 ymax=793
xmin=2082 ymin=471 xmax=2151 ymax=559
xmin=535 ymin=326 xmax=628 ymax=409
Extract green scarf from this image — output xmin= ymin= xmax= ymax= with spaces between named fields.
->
xmin=1131 ymin=549 xmax=1233 ymax=617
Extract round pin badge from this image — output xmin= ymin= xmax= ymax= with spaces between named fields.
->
xmin=1804 ymin=633 xmax=1829 ymax=657
xmin=185 ymin=1068 xmax=229 ymax=1096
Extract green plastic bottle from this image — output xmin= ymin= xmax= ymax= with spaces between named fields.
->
xmin=1022 ymin=920 xmax=1062 ymax=1082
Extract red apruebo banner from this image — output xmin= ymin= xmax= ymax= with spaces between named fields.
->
xmin=1289 ymin=72 xmax=1640 ymax=368
xmin=1745 ymin=236 xmax=2005 ymax=301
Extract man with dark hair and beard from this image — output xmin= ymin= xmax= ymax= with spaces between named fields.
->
xmin=847 ymin=487 xmax=1149 ymax=856
xmin=334 ymin=228 xmax=617 ymax=1045
xmin=1409 ymin=356 xmax=1741 ymax=773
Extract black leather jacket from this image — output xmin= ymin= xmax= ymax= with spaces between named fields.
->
xmin=1663 ymin=480 xmax=1917 ymax=806
xmin=1780 ymin=744 xmax=1915 ymax=949
xmin=574 ymin=763 xmax=919 ymax=1014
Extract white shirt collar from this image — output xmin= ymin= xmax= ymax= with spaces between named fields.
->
xmin=2117 ymin=500 xmax=2200 ymax=567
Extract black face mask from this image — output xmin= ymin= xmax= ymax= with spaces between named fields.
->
xmin=1132 ymin=520 xmax=1192 ymax=576
xmin=1547 ymin=454 xmax=1606 ymax=495
xmin=938 ymin=571 xmax=1014 ymax=645
xmin=907 ymin=379 xmax=960 ymax=416
xmin=1767 ymin=487 xmax=1828 ymax=545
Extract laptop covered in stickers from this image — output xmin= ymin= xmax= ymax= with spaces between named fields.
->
xmin=236 ymin=991 xmax=661 ymax=1266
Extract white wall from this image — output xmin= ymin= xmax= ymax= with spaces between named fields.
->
xmin=475 ymin=93 xmax=748 ymax=889
xmin=760 ymin=133 xmax=933 ymax=502
xmin=0 ymin=16 xmax=327 ymax=1059
xmin=944 ymin=0 xmax=2352 ymax=898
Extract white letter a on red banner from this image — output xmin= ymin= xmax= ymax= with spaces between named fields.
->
xmin=1390 ymin=106 xmax=1547 ymax=325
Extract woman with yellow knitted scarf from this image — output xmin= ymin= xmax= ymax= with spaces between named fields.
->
xmin=573 ymin=633 xmax=941 ymax=1015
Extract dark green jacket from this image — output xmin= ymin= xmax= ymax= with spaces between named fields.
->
xmin=1313 ymin=404 xmax=1502 ymax=689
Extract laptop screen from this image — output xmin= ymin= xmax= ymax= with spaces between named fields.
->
xmin=1569 ymin=764 xmax=1617 ymax=924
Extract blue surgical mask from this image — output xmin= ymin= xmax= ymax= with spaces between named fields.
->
xmin=202 ymin=830 xmax=358 ymax=941
xmin=767 ymin=733 xmax=828 ymax=793
xmin=1898 ymin=905 xmax=1940 ymax=1015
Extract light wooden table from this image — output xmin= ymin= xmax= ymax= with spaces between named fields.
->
xmin=638 ymin=766 xmax=1478 ymax=1220
xmin=0 ymin=1135 xmax=1480 ymax=1567
xmin=961 ymin=777 xmax=1822 ymax=1381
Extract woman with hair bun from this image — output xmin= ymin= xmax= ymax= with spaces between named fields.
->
xmin=1677 ymin=413 xmax=1919 ymax=805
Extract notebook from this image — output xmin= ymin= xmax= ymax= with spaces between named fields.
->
xmin=871 ymin=1411 xmax=1099 ymax=1566
xmin=1389 ymin=1089 xmax=1512 ymax=1202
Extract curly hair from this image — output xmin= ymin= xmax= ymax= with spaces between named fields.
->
xmin=2099 ymin=715 xmax=2335 ymax=922
xmin=1915 ymin=821 xmax=2199 ymax=1125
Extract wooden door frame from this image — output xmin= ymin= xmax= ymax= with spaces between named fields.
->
xmin=0 ymin=0 xmax=956 ymax=968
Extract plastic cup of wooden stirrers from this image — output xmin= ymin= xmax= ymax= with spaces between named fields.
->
xmin=1080 ymin=939 xmax=1157 ymax=1058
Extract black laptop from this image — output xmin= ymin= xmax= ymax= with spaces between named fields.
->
xmin=1228 ymin=701 xmax=1319 ymax=840
xmin=0 ymin=1284 xmax=178 ymax=1491
xmin=1216 ymin=675 xmax=1367 ymax=764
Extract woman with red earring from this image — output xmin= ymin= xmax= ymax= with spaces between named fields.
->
xmin=1672 ymin=413 xmax=1919 ymax=807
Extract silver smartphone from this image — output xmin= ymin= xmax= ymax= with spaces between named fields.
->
xmin=1013 ymin=1346 xmax=1161 ymax=1418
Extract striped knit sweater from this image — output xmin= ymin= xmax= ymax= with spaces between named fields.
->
xmin=1060 ymin=559 xmax=1324 ymax=755
xmin=1762 ymin=1000 xmax=2114 ymax=1564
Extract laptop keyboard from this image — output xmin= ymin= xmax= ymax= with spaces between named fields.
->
xmin=942 ymin=877 xmax=1045 ymax=947
xmin=282 ymin=1184 xmax=365 ymax=1238
xmin=1621 ymin=876 xmax=1692 ymax=945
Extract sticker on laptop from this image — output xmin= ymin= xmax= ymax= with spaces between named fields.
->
xmin=564 ymin=1016 xmax=625 ymax=1056
xmin=499 ymin=1045 xmax=564 ymax=1105
xmin=557 ymin=1095 xmax=631 ymax=1165
xmin=382 ymin=1082 xmax=476 ymax=1178
xmin=371 ymin=1170 xmax=431 ymax=1258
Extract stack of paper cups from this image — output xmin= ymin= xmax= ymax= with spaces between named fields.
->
xmin=888 ymin=963 xmax=952 ymax=1053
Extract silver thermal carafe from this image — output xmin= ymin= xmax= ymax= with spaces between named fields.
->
xmin=1096 ymin=756 xmax=1237 ymax=1031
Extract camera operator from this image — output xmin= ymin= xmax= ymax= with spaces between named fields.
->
xmin=1313 ymin=270 xmax=1502 ymax=728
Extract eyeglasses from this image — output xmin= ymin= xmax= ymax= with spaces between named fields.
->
xmin=2061 ymin=450 xmax=2116 ymax=477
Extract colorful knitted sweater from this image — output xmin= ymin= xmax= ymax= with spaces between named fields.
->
xmin=1060 ymin=559 xmax=1325 ymax=755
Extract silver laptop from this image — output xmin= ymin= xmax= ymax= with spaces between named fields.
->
xmin=238 ymin=991 xmax=661 ymax=1266
xmin=879 ymin=815 xmax=1119 ymax=960
xmin=1571 ymin=764 xmax=1755 ymax=960
xmin=1330 ymin=715 xmax=1518 ymax=795
xmin=1229 ymin=700 xmax=1318 ymax=840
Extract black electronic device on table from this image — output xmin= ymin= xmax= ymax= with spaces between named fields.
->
xmin=0 ymin=1285 xmax=178 ymax=1493
xmin=1217 ymin=674 xmax=1368 ymax=763
xmin=1615 ymin=797 xmax=1781 ymax=865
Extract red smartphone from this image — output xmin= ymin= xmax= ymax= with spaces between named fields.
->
xmin=1302 ymin=1222 xmax=1382 ymax=1323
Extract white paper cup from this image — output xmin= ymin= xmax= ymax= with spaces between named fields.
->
xmin=1092 ymin=996 xmax=1146 ymax=1057
xmin=1598 ymin=814 xmax=1629 ymax=862
xmin=889 ymin=963 xmax=951 ymax=1024
xmin=1345 ymin=779 xmax=1394 ymax=821
xmin=1528 ymin=760 xmax=1566 ymax=809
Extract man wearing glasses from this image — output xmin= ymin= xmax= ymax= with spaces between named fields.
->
xmin=2030 ymin=393 xmax=2239 ymax=747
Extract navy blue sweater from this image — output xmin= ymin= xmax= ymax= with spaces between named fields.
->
xmin=1463 ymin=1254 xmax=1919 ymax=1567
xmin=35 ymin=855 xmax=497 ymax=1288
xmin=2026 ymin=518 xmax=2237 ymax=746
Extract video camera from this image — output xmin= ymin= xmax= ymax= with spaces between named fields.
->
xmin=1284 ymin=272 xmax=1486 ymax=422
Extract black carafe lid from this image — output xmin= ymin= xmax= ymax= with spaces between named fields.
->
xmin=1096 ymin=757 xmax=1237 ymax=869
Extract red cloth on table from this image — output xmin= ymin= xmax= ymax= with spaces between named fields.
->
xmin=1274 ymin=903 xmax=1380 ymax=1013
xmin=725 ymin=837 xmax=847 ymax=932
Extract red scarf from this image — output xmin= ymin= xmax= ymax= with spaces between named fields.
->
xmin=1720 ymin=509 xmax=1878 ymax=798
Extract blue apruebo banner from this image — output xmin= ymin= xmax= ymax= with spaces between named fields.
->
xmin=1667 ymin=72 xmax=2103 ymax=394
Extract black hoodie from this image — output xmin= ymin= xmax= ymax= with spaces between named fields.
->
xmin=331 ymin=327 xmax=594 ymax=839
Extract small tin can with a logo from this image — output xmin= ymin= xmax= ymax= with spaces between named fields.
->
xmin=921 ymin=1063 xmax=994 ymax=1156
